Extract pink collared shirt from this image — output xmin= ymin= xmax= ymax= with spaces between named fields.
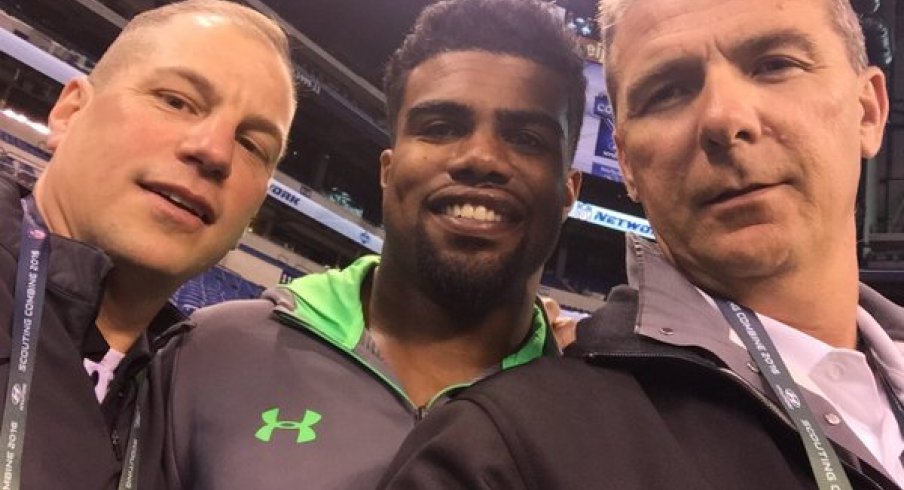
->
xmin=83 ymin=349 xmax=125 ymax=403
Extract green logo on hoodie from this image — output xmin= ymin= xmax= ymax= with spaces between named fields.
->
xmin=255 ymin=407 xmax=322 ymax=444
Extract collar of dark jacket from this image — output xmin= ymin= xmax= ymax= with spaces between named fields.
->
xmin=568 ymin=233 xmax=904 ymax=481
xmin=115 ymin=302 xmax=185 ymax=382
xmin=576 ymin=234 xmax=904 ymax=355
xmin=2 ymin=177 xmax=112 ymax=348
xmin=568 ymin=235 xmax=750 ymax=367
xmin=1 ymin=176 xmax=186 ymax=357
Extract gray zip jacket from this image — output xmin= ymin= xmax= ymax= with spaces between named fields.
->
xmin=159 ymin=255 xmax=556 ymax=490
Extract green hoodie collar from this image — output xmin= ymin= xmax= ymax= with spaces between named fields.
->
xmin=282 ymin=255 xmax=555 ymax=367
xmin=283 ymin=255 xmax=379 ymax=350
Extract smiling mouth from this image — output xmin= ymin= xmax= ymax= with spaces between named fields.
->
xmin=141 ymin=184 xmax=213 ymax=224
xmin=441 ymin=203 xmax=505 ymax=223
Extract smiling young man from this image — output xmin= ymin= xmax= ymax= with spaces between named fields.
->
xmin=159 ymin=0 xmax=584 ymax=488
xmin=0 ymin=1 xmax=295 ymax=488
xmin=378 ymin=0 xmax=904 ymax=489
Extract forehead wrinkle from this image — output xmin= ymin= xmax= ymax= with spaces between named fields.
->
xmin=621 ymin=23 xmax=822 ymax=112
xmin=628 ymin=27 xmax=817 ymax=86
xmin=721 ymin=28 xmax=820 ymax=66
xmin=606 ymin=0 xmax=737 ymax=94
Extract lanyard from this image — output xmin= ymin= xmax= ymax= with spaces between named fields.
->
xmin=0 ymin=200 xmax=50 ymax=490
xmin=715 ymin=299 xmax=854 ymax=490
xmin=118 ymin=374 xmax=145 ymax=490
xmin=1 ymin=198 xmax=144 ymax=490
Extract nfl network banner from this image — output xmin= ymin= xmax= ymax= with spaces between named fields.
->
xmin=569 ymin=201 xmax=655 ymax=240
xmin=267 ymin=179 xmax=384 ymax=253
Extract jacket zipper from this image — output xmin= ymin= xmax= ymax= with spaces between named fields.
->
xmin=110 ymin=428 xmax=121 ymax=461
xmin=415 ymin=406 xmax=428 ymax=422
xmin=275 ymin=312 xmax=421 ymax=415
xmin=414 ymin=382 xmax=472 ymax=422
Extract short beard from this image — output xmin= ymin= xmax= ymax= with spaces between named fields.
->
xmin=414 ymin=225 xmax=526 ymax=321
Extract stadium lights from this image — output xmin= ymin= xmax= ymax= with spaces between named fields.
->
xmin=0 ymin=108 xmax=50 ymax=136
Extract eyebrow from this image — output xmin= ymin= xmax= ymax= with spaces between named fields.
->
xmin=404 ymin=100 xmax=563 ymax=137
xmin=624 ymin=28 xmax=820 ymax=113
xmin=404 ymin=100 xmax=474 ymax=127
xmin=153 ymin=66 xmax=288 ymax=159
xmin=625 ymin=57 xmax=699 ymax=113
xmin=238 ymin=116 xmax=288 ymax=162
xmin=152 ymin=66 xmax=222 ymax=106
xmin=730 ymin=28 xmax=820 ymax=65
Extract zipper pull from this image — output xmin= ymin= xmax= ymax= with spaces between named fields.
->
xmin=415 ymin=406 xmax=428 ymax=422
xmin=111 ymin=428 xmax=122 ymax=461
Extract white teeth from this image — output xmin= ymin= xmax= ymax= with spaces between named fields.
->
xmin=161 ymin=191 xmax=204 ymax=219
xmin=442 ymin=203 xmax=503 ymax=222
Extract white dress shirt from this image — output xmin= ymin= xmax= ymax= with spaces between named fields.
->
xmin=699 ymin=290 xmax=904 ymax=487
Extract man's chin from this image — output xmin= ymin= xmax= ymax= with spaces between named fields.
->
xmin=418 ymin=252 xmax=514 ymax=316
xmin=682 ymin=241 xmax=796 ymax=287
xmin=110 ymin=246 xmax=215 ymax=284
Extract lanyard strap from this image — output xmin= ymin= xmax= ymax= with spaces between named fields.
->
xmin=117 ymin=374 xmax=145 ymax=490
xmin=0 ymin=200 xmax=50 ymax=490
xmin=2 ymin=198 xmax=144 ymax=490
xmin=715 ymin=299 xmax=854 ymax=490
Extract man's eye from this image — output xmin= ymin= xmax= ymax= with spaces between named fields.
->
xmin=642 ymin=85 xmax=690 ymax=113
xmin=752 ymin=57 xmax=803 ymax=77
xmin=420 ymin=121 xmax=463 ymax=140
xmin=157 ymin=92 xmax=196 ymax=114
xmin=238 ymin=136 xmax=270 ymax=164
xmin=508 ymin=130 xmax=548 ymax=152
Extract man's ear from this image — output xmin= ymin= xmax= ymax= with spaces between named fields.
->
xmin=379 ymin=149 xmax=394 ymax=189
xmin=859 ymin=66 xmax=889 ymax=159
xmin=46 ymin=77 xmax=93 ymax=151
xmin=561 ymin=169 xmax=582 ymax=222
xmin=614 ymin=131 xmax=639 ymax=202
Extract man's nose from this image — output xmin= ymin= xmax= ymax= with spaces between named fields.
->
xmin=448 ymin=129 xmax=512 ymax=185
xmin=697 ymin=70 xmax=762 ymax=154
xmin=177 ymin=115 xmax=236 ymax=180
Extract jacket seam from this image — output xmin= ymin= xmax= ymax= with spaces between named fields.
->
xmin=461 ymin=393 xmax=536 ymax=490
xmin=165 ymin=333 xmax=188 ymax=490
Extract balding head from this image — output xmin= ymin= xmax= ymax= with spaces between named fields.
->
xmin=90 ymin=0 xmax=295 ymax=102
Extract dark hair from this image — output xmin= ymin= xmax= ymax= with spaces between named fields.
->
xmin=384 ymin=0 xmax=587 ymax=160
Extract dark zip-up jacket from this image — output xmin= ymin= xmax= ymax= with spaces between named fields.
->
xmin=160 ymin=255 xmax=557 ymax=490
xmin=378 ymin=235 xmax=903 ymax=490
xmin=0 ymin=174 xmax=183 ymax=489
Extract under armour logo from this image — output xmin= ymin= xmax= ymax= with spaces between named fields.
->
xmin=255 ymin=407 xmax=322 ymax=444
